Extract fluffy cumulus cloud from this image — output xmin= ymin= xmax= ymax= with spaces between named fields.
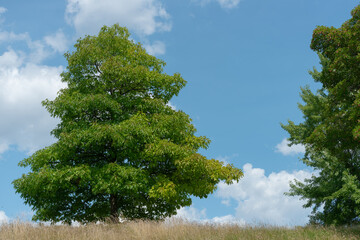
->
xmin=0 ymin=31 xmax=29 ymax=43
xmin=0 ymin=7 xmax=6 ymax=14
xmin=172 ymin=207 xmax=245 ymax=225
xmin=65 ymin=0 xmax=171 ymax=37
xmin=175 ymin=207 xmax=207 ymax=221
xmin=216 ymin=164 xmax=313 ymax=226
xmin=0 ymin=9 xmax=68 ymax=156
xmin=217 ymin=0 xmax=241 ymax=9
xmin=193 ymin=0 xmax=241 ymax=9
xmin=166 ymin=101 xmax=176 ymax=110
xmin=174 ymin=164 xmax=313 ymax=226
xmin=209 ymin=215 xmax=245 ymax=225
xmin=44 ymin=30 xmax=69 ymax=53
xmin=0 ymin=0 xmax=170 ymax=156
xmin=275 ymin=138 xmax=305 ymax=156
xmin=143 ymin=41 xmax=166 ymax=56
xmin=0 ymin=211 xmax=9 ymax=225
xmin=217 ymin=153 xmax=239 ymax=166
xmin=0 ymin=6 xmax=6 ymax=24
xmin=0 ymin=31 xmax=69 ymax=63
xmin=0 ymin=49 xmax=65 ymax=155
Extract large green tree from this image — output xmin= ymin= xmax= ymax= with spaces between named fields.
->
xmin=13 ymin=25 xmax=243 ymax=224
xmin=282 ymin=5 xmax=360 ymax=225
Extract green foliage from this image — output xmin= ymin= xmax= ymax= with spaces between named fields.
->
xmin=13 ymin=24 xmax=242 ymax=224
xmin=282 ymin=5 xmax=360 ymax=226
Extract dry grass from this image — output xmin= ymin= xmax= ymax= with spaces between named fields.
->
xmin=0 ymin=220 xmax=359 ymax=240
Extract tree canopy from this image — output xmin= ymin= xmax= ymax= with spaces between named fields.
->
xmin=282 ymin=5 xmax=360 ymax=225
xmin=13 ymin=24 xmax=243 ymax=224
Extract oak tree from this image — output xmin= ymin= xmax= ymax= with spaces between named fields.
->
xmin=13 ymin=25 xmax=243 ymax=224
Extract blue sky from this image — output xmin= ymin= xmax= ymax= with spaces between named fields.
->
xmin=0 ymin=0 xmax=358 ymax=226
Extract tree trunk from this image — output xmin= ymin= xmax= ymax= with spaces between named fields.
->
xmin=110 ymin=194 xmax=120 ymax=223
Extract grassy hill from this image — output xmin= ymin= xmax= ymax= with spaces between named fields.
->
xmin=0 ymin=220 xmax=359 ymax=240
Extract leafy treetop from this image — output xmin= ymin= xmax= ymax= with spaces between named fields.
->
xmin=282 ymin=5 xmax=360 ymax=225
xmin=13 ymin=24 xmax=243 ymax=224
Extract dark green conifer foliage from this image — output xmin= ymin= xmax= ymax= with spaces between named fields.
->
xmin=282 ymin=5 xmax=360 ymax=225
xmin=13 ymin=25 xmax=243 ymax=224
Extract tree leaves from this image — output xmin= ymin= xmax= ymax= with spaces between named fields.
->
xmin=282 ymin=4 xmax=360 ymax=226
xmin=13 ymin=24 xmax=243 ymax=224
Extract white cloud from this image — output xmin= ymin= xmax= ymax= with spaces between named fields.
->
xmin=0 ymin=30 xmax=68 ymax=63
xmin=192 ymin=0 xmax=241 ymax=9
xmin=0 ymin=7 xmax=7 ymax=14
xmin=172 ymin=207 xmax=245 ymax=226
xmin=27 ymin=40 xmax=52 ymax=64
xmin=144 ymin=41 xmax=166 ymax=56
xmin=0 ymin=49 xmax=65 ymax=155
xmin=221 ymin=199 xmax=231 ymax=206
xmin=65 ymin=0 xmax=171 ymax=37
xmin=175 ymin=207 xmax=207 ymax=221
xmin=0 ymin=31 xmax=30 ymax=44
xmin=208 ymin=215 xmax=245 ymax=225
xmin=217 ymin=0 xmax=241 ymax=9
xmin=0 ymin=14 xmax=68 ymax=157
xmin=217 ymin=153 xmax=239 ymax=166
xmin=0 ymin=29 xmax=50 ymax=64
xmin=0 ymin=139 xmax=9 ymax=155
xmin=275 ymin=138 xmax=305 ymax=156
xmin=0 ymin=49 xmax=24 ymax=68
xmin=166 ymin=101 xmax=176 ymax=110
xmin=217 ymin=163 xmax=313 ymax=226
xmin=0 ymin=211 xmax=9 ymax=225
xmin=0 ymin=12 xmax=68 ymax=62
xmin=44 ymin=30 xmax=69 ymax=53
xmin=0 ymin=7 xmax=6 ymax=24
